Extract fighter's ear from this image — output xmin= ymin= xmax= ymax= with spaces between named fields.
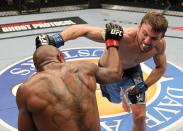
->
xmin=57 ymin=52 xmax=65 ymax=63
xmin=161 ymin=32 xmax=165 ymax=38
xmin=138 ymin=23 xmax=142 ymax=29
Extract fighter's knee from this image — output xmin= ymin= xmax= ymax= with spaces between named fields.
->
xmin=131 ymin=105 xmax=146 ymax=122
xmin=133 ymin=113 xmax=146 ymax=124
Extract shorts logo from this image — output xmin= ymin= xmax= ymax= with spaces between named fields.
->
xmin=0 ymin=47 xmax=183 ymax=131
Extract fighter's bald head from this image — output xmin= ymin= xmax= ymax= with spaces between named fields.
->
xmin=33 ymin=45 xmax=64 ymax=71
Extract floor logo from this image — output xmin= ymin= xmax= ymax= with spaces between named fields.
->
xmin=0 ymin=47 xmax=183 ymax=131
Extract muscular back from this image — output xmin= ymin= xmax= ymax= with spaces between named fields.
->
xmin=17 ymin=62 xmax=101 ymax=131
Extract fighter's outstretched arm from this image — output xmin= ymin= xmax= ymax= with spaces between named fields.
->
xmin=35 ymin=23 xmax=124 ymax=49
xmin=95 ymin=23 xmax=124 ymax=84
xmin=60 ymin=24 xmax=105 ymax=43
xmin=145 ymin=48 xmax=167 ymax=88
xmin=35 ymin=24 xmax=105 ymax=48
xmin=95 ymin=46 xmax=122 ymax=84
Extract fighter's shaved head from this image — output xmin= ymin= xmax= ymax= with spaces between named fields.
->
xmin=33 ymin=45 xmax=64 ymax=71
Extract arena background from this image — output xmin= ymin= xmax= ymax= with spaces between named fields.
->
xmin=0 ymin=0 xmax=183 ymax=131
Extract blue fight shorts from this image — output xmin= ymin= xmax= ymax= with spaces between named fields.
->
xmin=99 ymin=64 xmax=146 ymax=104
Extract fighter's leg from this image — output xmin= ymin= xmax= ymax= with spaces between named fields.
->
xmin=130 ymin=104 xmax=146 ymax=131
xmin=126 ymin=64 xmax=146 ymax=131
xmin=119 ymin=65 xmax=143 ymax=112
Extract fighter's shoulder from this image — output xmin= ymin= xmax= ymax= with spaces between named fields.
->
xmin=70 ymin=61 xmax=98 ymax=74
xmin=16 ymin=77 xmax=35 ymax=101
xmin=155 ymin=38 xmax=166 ymax=54
xmin=21 ymin=72 xmax=50 ymax=88
xmin=122 ymin=27 xmax=137 ymax=41
xmin=76 ymin=61 xmax=97 ymax=69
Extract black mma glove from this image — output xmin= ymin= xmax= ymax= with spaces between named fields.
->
xmin=128 ymin=83 xmax=148 ymax=95
xmin=35 ymin=33 xmax=64 ymax=48
xmin=127 ymin=72 xmax=148 ymax=95
xmin=105 ymin=23 xmax=123 ymax=49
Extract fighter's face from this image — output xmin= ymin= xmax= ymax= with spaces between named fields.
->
xmin=137 ymin=23 xmax=163 ymax=52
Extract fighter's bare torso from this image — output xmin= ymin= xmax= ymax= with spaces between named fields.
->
xmin=100 ymin=27 xmax=165 ymax=69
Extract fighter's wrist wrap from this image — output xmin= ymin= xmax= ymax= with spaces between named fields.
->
xmin=131 ymin=72 xmax=148 ymax=94
xmin=144 ymin=83 xmax=148 ymax=91
xmin=136 ymin=83 xmax=148 ymax=93
xmin=35 ymin=33 xmax=64 ymax=49
xmin=50 ymin=33 xmax=64 ymax=48
xmin=105 ymin=39 xmax=119 ymax=49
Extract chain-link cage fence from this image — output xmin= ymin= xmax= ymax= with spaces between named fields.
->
xmin=0 ymin=0 xmax=182 ymax=17
xmin=0 ymin=0 xmax=89 ymax=16
xmin=101 ymin=0 xmax=183 ymax=17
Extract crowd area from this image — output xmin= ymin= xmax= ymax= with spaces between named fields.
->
xmin=0 ymin=0 xmax=182 ymax=13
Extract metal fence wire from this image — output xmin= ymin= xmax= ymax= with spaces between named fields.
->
xmin=0 ymin=0 xmax=182 ymax=17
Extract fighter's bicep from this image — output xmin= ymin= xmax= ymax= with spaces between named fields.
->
xmin=18 ymin=107 xmax=37 ymax=131
xmin=154 ymin=39 xmax=167 ymax=68
xmin=16 ymin=85 xmax=27 ymax=109
xmin=95 ymin=67 xmax=111 ymax=84
xmin=84 ymin=26 xmax=105 ymax=42
xmin=80 ymin=62 xmax=118 ymax=84
xmin=80 ymin=62 xmax=108 ymax=84
xmin=95 ymin=66 xmax=121 ymax=84
xmin=153 ymin=52 xmax=167 ymax=70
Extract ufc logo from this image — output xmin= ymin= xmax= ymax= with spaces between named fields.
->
xmin=38 ymin=35 xmax=48 ymax=45
xmin=110 ymin=29 xmax=122 ymax=36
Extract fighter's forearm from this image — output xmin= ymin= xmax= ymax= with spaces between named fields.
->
xmin=107 ymin=47 xmax=123 ymax=79
xmin=145 ymin=67 xmax=166 ymax=88
xmin=60 ymin=24 xmax=105 ymax=43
